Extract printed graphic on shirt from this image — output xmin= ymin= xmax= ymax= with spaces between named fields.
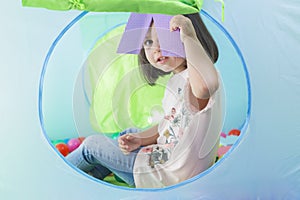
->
xmin=143 ymin=85 xmax=192 ymax=168
xmin=149 ymin=146 xmax=170 ymax=168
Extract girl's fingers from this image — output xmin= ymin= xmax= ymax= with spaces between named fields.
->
xmin=118 ymin=135 xmax=125 ymax=142
xmin=119 ymin=143 xmax=130 ymax=155
xmin=120 ymin=147 xmax=130 ymax=155
xmin=118 ymin=135 xmax=130 ymax=155
xmin=119 ymin=133 xmax=140 ymax=154
xmin=169 ymin=21 xmax=179 ymax=32
xmin=122 ymin=150 xmax=130 ymax=155
xmin=119 ymin=134 xmax=131 ymax=144
xmin=170 ymin=15 xmax=184 ymax=31
xmin=119 ymin=144 xmax=128 ymax=152
xmin=126 ymin=134 xmax=131 ymax=140
xmin=119 ymin=144 xmax=127 ymax=149
xmin=125 ymin=134 xmax=136 ymax=143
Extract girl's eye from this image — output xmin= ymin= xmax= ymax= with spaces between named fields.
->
xmin=143 ymin=39 xmax=153 ymax=47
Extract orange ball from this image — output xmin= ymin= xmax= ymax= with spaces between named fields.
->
xmin=78 ymin=137 xmax=85 ymax=143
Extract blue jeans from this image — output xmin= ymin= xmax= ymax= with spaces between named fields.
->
xmin=66 ymin=128 xmax=140 ymax=186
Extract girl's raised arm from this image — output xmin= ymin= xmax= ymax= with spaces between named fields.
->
xmin=170 ymin=15 xmax=219 ymax=99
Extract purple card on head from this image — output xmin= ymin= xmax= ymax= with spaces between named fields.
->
xmin=117 ymin=13 xmax=185 ymax=58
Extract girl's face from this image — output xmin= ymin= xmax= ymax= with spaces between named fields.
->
xmin=143 ymin=24 xmax=186 ymax=74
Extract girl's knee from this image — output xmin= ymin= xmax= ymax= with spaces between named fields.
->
xmin=82 ymin=134 xmax=117 ymax=150
xmin=82 ymin=134 xmax=101 ymax=143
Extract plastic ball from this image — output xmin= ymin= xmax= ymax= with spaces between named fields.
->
xmin=78 ymin=137 xmax=85 ymax=143
xmin=55 ymin=143 xmax=69 ymax=156
xmin=220 ymin=132 xmax=227 ymax=138
xmin=67 ymin=138 xmax=81 ymax=152
xmin=217 ymin=145 xmax=232 ymax=158
xmin=52 ymin=139 xmax=65 ymax=146
xmin=63 ymin=138 xmax=70 ymax=144
xmin=228 ymin=129 xmax=241 ymax=136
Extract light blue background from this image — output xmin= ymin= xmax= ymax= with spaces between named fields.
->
xmin=1 ymin=0 xmax=300 ymax=199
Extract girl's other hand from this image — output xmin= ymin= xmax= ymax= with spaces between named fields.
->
xmin=118 ymin=133 xmax=142 ymax=155
xmin=170 ymin=15 xmax=197 ymax=42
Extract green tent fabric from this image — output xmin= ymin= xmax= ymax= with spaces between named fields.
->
xmin=87 ymin=26 xmax=170 ymax=135
xmin=22 ymin=0 xmax=203 ymax=15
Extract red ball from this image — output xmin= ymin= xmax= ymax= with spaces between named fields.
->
xmin=55 ymin=143 xmax=69 ymax=156
xmin=228 ymin=129 xmax=241 ymax=136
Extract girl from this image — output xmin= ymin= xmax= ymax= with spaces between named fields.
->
xmin=66 ymin=13 xmax=223 ymax=188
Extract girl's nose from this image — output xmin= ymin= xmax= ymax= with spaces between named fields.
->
xmin=152 ymin=40 xmax=161 ymax=53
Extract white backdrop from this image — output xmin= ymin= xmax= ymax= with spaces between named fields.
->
xmin=1 ymin=0 xmax=300 ymax=199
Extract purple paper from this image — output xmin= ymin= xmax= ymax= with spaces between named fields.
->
xmin=117 ymin=13 xmax=186 ymax=58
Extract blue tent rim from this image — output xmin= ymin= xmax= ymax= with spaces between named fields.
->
xmin=38 ymin=10 xmax=251 ymax=191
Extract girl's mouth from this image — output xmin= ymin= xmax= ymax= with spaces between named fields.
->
xmin=157 ymin=56 xmax=168 ymax=64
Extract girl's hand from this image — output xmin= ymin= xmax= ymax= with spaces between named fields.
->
xmin=118 ymin=133 xmax=142 ymax=155
xmin=170 ymin=15 xmax=197 ymax=42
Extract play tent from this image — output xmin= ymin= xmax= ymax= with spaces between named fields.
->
xmin=1 ymin=0 xmax=300 ymax=199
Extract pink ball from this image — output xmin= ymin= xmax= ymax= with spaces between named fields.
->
xmin=217 ymin=145 xmax=231 ymax=158
xmin=67 ymin=138 xmax=81 ymax=152
xmin=220 ymin=132 xmax=227 ymax=138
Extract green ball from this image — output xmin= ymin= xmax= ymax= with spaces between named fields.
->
xmin=51 ymin=139 xmax=65 ymax=146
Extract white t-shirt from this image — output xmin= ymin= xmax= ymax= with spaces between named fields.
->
xmin=133 ymin=69 xmax=223 ymax=188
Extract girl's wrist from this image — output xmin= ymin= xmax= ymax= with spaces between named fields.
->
xmin=140 ymin=137 xmax=145 ymax=147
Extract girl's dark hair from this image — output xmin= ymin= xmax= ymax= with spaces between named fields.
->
xmin=138 ymin=13 xmax=219 ymax=85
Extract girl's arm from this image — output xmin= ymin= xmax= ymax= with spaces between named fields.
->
xmin=118 ymin=125 xmax=159 ymax=154
xmin=135 ymin=124 xmax=159 ymax=146
xmin=170 ymin=15 xmax=219 ymax=99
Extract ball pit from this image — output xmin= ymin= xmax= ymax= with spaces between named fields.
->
xmin=53 ymin=137 xmax=85 ymax=156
